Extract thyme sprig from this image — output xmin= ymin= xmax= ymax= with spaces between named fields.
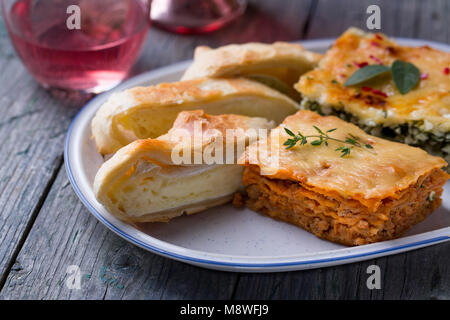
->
xmin=283 ymin=126 xmax=375 ymax=157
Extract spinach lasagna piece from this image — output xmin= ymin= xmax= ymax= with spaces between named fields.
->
xmin=295 ymin=28 xmax=450 ymax=164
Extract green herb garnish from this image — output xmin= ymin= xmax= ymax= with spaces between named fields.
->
xmin=283 ymin=126 xmax=375 ymax=157
xmin=344 ymin=60 xmax=421 ymax=95
xmin=391 ymin=60 xmax=421 ymax=94
xmin=344 ymin=65 xmax=390 ymax=86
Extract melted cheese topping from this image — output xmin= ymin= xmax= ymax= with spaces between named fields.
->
xmin=295 ymin=28 xmax=450 ymax=133
xmin=243 ymin=111 xmax=447 ymax=206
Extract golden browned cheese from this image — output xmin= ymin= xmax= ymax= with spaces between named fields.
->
xmin=295 ymin=28 xmax=450 ymax=134
xmin=242 ymin=110 xmax=448 ymax=211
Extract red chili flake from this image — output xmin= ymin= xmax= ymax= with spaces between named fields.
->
xmin=375 ymin=34 xmax=383 ymax=41
xmin=369 ymin=55 xmax=383 ymax=64
xmin=354 ymin=61 xmax=368 ymax=68
xmin=420 ymin=73 xmax=429 ymax=80
xmin=372 ymin=89 xmax=388 ymax=98
xmin=444 ymin=67 xmax=449 ymax=75
xmin=360 ymin=86 xmax=387 ymax=98
xmin=370 ymin=41 xmax=381 ymax=47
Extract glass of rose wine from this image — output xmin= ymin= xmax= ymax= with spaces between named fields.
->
xmin=1 ymin=0 xmax=150 ymax=98
xmin=150 ymin=0 xmax=247 ymax=34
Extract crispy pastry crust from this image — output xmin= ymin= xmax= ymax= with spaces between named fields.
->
xmin=181 ymin=42 xmax=322 ymax=84
xmin=94 ymin=110 xmax=275 ymax=223
xmin=91 ymin=78 xmax=298 ymax=154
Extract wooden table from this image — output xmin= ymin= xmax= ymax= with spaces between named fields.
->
xmin=0 ymin=0 xmax=448 ymax=300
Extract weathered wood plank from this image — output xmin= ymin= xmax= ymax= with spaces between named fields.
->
xmin=307 ymin=0 xmax=415 ymax=39
xmin=0 ymin=7 xmax=80 ymax=286
xmin=307 ymin=0 xmax=449 ymax=42
xmin=233 ymin=243 xmax=450 ymax=299
xmin=232 ymin=0 xmax=450 ymax=300
xmin=369 ymin=242 xmax=450 ymax=300
xmin=413 ymin=0 xmax=449 ymax=43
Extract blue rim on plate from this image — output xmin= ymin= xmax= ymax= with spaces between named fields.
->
xmin=64 ymin=38 xmax=450 ymax=271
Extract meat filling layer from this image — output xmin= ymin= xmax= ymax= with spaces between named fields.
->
xmin=243 ymin=166 xmax=447 ymax=246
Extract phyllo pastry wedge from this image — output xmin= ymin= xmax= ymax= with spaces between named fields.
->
xmin=92 ymin=78 xmax=298 ymax=154
xmin=295 ymin=27 xmax=450 ymax=164
xmin=241 ymin=110 xmax=448 ymax=246
xmin=182 ymin=42 xmax=322 ymax=100
xmin=94 ymin=110 xmax=275 ymax=223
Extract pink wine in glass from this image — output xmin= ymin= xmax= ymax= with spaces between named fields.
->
xmin=3 ymin=0 xmax=149 ymax=94
xmin=151 ymin=0 xmax=247 ymax=34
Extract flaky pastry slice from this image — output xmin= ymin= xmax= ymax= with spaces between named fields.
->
xmin=91 ymin=78 xmax=298 ymax=154
xmin=181 ymin=42 xmax=322 ymax=95
xmin=94 ymin=110 xmax=275 ymax=223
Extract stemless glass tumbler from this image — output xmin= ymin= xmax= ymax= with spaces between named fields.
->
xmin=1 ymin=0 xmax=150 ymax=95
xmin=150 ymin=0 xmax=247 ymax=34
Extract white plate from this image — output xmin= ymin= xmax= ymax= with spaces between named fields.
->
xmin=65 ymin=38 xmax=450 ymax=272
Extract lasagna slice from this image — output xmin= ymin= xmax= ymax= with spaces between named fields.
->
xmin=295 ymin=27 xmax=450 ymax=164
xmin=241 ymin=111 xmax=448 ymax=246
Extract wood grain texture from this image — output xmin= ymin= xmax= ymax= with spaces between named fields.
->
xmin=307 ymin=0 xmax=449 ymax=42
xmin=0 ymin=6 xmax=79 ymax=287
xmin=233 ymin=243 xmax=450 ymax=299
xmin=0 ymin=0 xmax=449 ymax=300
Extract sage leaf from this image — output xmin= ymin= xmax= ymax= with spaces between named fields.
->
xmin=391 ymin=60 xmax=420 ymax=94
xmin=344 ymin=65 xmax=390 ymax=86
